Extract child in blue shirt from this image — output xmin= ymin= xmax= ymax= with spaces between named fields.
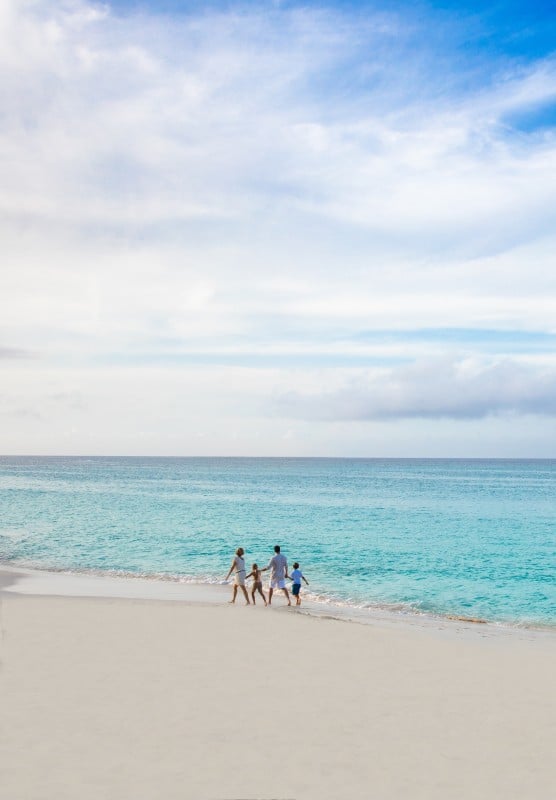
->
xmin=290 ymin=562 xmax=309 ymax=606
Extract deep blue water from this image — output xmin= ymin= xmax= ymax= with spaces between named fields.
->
xmin=0 ymin=457 xmax=554 ymax=627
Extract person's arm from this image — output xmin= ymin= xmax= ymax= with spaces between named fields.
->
xmin=303 ymin=575 xmax=309 ymax=585
xmin=245 ymin=571 xmax=254 ymax=580
xmin=225 ymin=559 xmax=235 ymax=581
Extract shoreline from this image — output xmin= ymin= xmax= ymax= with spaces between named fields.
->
xmin=2 ymin=561 xmax=554 ymax=642
xmin=2 ymin=457 xmax=553 ymax=633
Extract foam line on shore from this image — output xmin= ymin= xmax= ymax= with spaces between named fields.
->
xmin=2 ymin=562 xmax=553 ymax=642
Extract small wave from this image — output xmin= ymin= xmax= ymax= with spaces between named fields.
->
xmin=0 ymin=528 xmax=29 ymax=540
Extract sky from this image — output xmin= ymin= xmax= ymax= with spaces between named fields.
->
xmin=1 ymin=0 xmax=556 ymax=456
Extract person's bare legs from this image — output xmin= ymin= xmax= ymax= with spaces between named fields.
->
xmin=228 ymin=585 xmax=238 ymax=603
xmin=240 ymin=585 xmax=250 ymax=605
xmin=257 ymin=585 xmax=268 ymax=606
xmin=268 ymin=587 xmax=273 ymax=605
xmin=283 ymin=587 xmax=291 ymax=606
xmin=251 ymin=588 xmax=257 ymax=605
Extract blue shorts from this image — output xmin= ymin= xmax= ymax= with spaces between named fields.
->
xmin=292 ymin=583 xmax=301 ymax=596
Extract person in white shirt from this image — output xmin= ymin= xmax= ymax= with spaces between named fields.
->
xmin=264 ymin=545 xmax=291 ymax=606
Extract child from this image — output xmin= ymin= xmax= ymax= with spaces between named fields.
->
xmin=245 ymin=563 xmax=267 ymax=606
xmin=290 ymin=562 xmax=309 ymax=606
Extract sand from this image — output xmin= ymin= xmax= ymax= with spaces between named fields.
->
xmin=1 ymin=566 xmax=555 ymax=800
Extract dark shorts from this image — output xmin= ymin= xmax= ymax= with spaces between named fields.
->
xmin=292 ymin=583 xmax=301 ymax=596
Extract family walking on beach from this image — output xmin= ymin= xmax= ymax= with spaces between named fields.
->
xmin=225 ymin=545 xmax=309 ymax=607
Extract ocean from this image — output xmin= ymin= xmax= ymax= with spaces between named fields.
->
xmin=0 ymin=456 xmax=554 ymax=627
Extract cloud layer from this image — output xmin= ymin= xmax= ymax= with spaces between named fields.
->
xmin=1 ymin=0 xmax=555 ymax=453
xmin=3 ymin=1 xmax=556 ymax=246
xmin=275 ymin=358 xmax=556 ymax=421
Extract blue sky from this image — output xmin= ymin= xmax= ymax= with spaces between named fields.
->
xmin=1 ymin=0 xmax=555 ymax=455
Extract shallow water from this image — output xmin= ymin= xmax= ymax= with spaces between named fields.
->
xmin=0 ymin=457 xmax=554 ymax=627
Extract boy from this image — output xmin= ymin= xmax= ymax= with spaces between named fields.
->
xmin=290 ymin=562 xmax=309 ymax=606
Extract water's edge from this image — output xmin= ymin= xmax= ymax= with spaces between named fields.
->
xmin=3 ymin=560 xmax=554 ymax=643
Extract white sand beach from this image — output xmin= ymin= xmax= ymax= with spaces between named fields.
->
xmin=1 ymin=566 xmax=555 ymax=800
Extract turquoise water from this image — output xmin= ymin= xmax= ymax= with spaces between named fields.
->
xmin=0 ymin=457 xmax=554 ymax=627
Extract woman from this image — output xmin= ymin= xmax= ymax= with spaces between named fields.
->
xmin=225 ymin=547 xmax=250 ymax=605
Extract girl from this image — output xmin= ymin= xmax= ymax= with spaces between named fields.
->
xmin=245 ymin=563 xmax=267 ymax=606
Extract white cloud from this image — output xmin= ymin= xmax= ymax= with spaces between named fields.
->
xmin=1 ymin=361 xmax=555 ymax=456
xmin=1 ymin=1 xmax=556 ymax=454
xmin=0 ymin=346 xmax=33 ymax=359
xmin=2 ymin=0 xmax=556 ymax=243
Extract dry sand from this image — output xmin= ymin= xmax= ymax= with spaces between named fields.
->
xmin=1 ymin=566 xmax=555 ymax=800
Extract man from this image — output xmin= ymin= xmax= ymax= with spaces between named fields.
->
xmin=265 ymin=545 xmax=291 ymax=606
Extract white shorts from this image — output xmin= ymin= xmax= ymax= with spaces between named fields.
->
xmin=234 ymin=573 xmax=246 ymax=587
xmin=270 ymin=578 xmax=287 ymax=590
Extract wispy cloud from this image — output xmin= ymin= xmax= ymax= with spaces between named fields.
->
xmin=0 ymin=347 xmax=34 ymax=359
xmin=2 ymin=1 xmax=556 ymax=242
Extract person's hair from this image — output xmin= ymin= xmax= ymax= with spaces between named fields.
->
xmin=252 ymin=563 xmax=258 ymax=570
xmin=236 ymin=547 xmax=244 ymax=556
xmin=274 ymin=545 xmax=280 ymax=553
xmin=293 ymin=562 xmax=299 ymax=569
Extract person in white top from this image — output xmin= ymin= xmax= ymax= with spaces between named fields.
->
xmin=263 ymin=545 xmax=291 ymax=606
xmin=225 ymin=547 xmax=250 ymax=605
